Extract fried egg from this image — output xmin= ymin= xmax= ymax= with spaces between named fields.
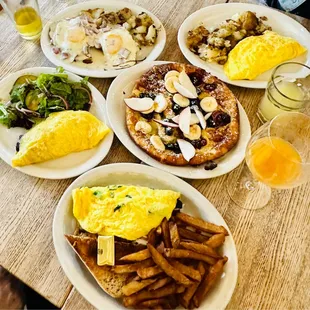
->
xmin=72 ymin=185 xmax=181 ymax=240
xmin=50 ymin=17 xmax=89 ymax=62
xmin=99 ymin=28 xmax=139 ymax=68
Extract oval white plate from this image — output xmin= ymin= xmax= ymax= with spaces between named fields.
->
xmin=0 ymin=67 xmax=113 ymax=179
xmin=41 ymin=0 xmax=166 ymax=78
xmin=178 ymin=3 xmax=310 ymax=89
xmin=53 ymin=163 xmax=238 ymax=310
xmin=106 ymin=61 xmax=251 ymax=179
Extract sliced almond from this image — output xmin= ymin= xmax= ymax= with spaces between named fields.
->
xmin=172 ymin=115 xmax=180 ymax=124
xmin=200 ymin=97 xmax=218 ymax=112
xmin=125 ymin=98 xmax=154 ymax=112
xmin=204 ymin=112 xmax=212 ymax=120
xmin=178 ymin=106 xmax=191 ymax=134
xmin=150 ymin=135 xmax=165 ymax=151
xmin=165 ymin=76 xmax=179 ymax=93
xmin=165 ymin=70 xmax=180 ymax=81
xmin=194 ymin=109 xmax=206 ymax=129
xmin=184 ymin=124 xmax=202 ymax=140
xmin=179 ymin=71 xmax=197 ymax=97
xmin=177 ymin=139 xmax=196 ymax=162
xmin=154 ymin=94 xmax=168 ymax=113
xmin=174 ymin=81 xmax=197 ymax=99
xmin=173 ymin=94 xmax=190 ymax=108
xmin=135 ymin=121 xmax=152 ymax=134
xmin=190 ymin=113 xmax=200 ymax=125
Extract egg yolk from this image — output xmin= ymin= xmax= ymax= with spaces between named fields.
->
xmin=106 ymin=34 xmax=123 ymax=54
xmin=67 ymin=27 xmax=86 ymax=43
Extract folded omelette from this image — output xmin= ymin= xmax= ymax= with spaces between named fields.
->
xmin=72 ymin=185 xmax=181 ymax=240
xmin=224 ymin=31 xmax=307 ymax=80
xmin=12 ymin=111 xmax=110 ymax=167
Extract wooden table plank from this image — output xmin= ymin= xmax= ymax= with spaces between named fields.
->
xmin=0 ymin=0 xmax=309 ymax=309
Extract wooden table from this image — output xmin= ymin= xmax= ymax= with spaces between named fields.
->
xmin=0 ymin=0 xmax=309 ymax=309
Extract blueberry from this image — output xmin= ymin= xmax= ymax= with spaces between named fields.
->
xmin=139 ymin=93 xmax=156 ymax=100
xmin=172 ymin=104 xmax=182 ymax=113
xmin=165 ymin=127 xmax=173 ymax=136
xmin=166 ymin=143 xmax=181 ymax=153
xmin=189 ymin=98 xmax=200 ymax=106
xmin=204 ymin=161 xmax=217 ymax=170
xmin=188 ymin=73 xmax=203 ymax=86
xmin=141 ymin=112 xmax=154 ymax=120
xmin=203 ymin=83 xmax=217 ymax=91
xmin=207 ymin=111 xmax=231 ymax=128
xmin=200 ymin=139 xmax=207 ymax=147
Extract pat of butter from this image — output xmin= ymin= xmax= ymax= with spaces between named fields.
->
xmin=97 ymin=235 xmax=115 ymax=266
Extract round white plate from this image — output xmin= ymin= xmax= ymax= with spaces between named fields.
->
xmin=53 ymin=163 xmax=238 ymax=310
xmin=178 ymin=3 xmax=310 ymax=89
xmin=41 ymin=0 xmax=166 ymax=78
xmin=106 ymin=61 xmax=251 ymax=179
xmin=0 ymin=67 xmax=114 ymax=179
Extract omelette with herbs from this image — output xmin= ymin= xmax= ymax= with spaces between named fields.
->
xmin=72 ymin=185 xmax=181 ymax=240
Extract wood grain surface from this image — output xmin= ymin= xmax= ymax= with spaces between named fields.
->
xmin=0 ymin=0 xmax=309 ymax=309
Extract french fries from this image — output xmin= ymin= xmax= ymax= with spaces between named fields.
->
xmin=164 ymin=248 xmax=217 ymax=265
xmin=169 ymin=222 xmax=180 ymax=248
xmin=178 ymin=227 xmax=209 ymax=243
xmin=120 ymin=249 xmax=151 ymax=261
xmin=123 ymin=282 xmax=178 ymax=307
xmin=137 ymin=265 xmax=163 ymax=279
xmin=180 ymin=242 xmax=221 ymax=258
xmin=122 ymin=279 xmax=156 ymax=296
xmin=113 ymin=258 xmax=154 ymax=273
xmin=192 ymin=257 xmax=228 ymax=308
xmin=148 ymin=277 xmax=173 ymax=291
xmin=169 ymin=260 xmax=201 ymax=282
xmin=176 ymin=213 xmax=228 ymax=236
xmin=181 ymin=262 xmax=206 ymax=308
xmin=117 ymin=211 xmax=229 ymax=309
xmin=161 ymin=218 xmax=172 ymax=248
xmin=148 ymin=244 xmax=192 ymax=286
xmin=204 ymin=233 xmax=226 ymax=248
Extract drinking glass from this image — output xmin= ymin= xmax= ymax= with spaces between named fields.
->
xmin=227 ymin=112 xmax=310 ymax=210
xmin=257 ymin=62 xmax=310 ymax=123
xmin=0 ymin=0 xmax=42 ymax=40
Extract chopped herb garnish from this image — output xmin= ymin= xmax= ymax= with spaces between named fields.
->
xmin=109 ymin=192 xmax=115 ymax=198
xmin=148 ymin=210 xmax=152 ymax=214
xmin=93 ymin=191 xmax=102 ymax=197
xmin=114 ymin=204 xmax=124 ymax=212
xmin=108 ymin=185 xmax=123 ymax=191
xmin=126 ymin=195 xmax=132 ymax=198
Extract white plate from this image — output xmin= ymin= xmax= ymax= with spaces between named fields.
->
xmin=0 ymin=67 xmax=113 ymax=179
xmin=41 ymin=0 xmax=166 ymax=78
xmin=53 ymin=163 xmax=238 ymax=310
xmin=178 ymin=3 xmax=310 ymax=89
xmin=106 ymin=61 xmax=251 ymax=179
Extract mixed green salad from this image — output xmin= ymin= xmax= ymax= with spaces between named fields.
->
xmin=0 ymin=67 xmax=92 ymax=129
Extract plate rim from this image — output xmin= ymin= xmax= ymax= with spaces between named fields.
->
xmin=53 ymin=162 xmax=239 ymax=310
xmin=177 ymin=2 xmax=310 ymax=89
xmin=106 ymin=60 xmax=251 ymax=179
xmin=0 ymin=66 xmax=114 ymax=179
xmin=40 ymin=0 xmax=167 ymax=78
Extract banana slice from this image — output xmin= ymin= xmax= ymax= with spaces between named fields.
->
xmin=150 ymin=135 xmax=165 ymax=151
xmin=184 ymin=124 xmax=202 ymax=140
xmin=164 ymin=70 xmax=180 ymax=81
xmin=179 ymin=71 xmax=197 ymax=96
xmin=142 ymin=106 xmax=155 ymax=114
xmin=190 ymin=113 xmax=200 ymax=125
xmin=135 ymin=121 xmax=152 ymax=134
xmin=200 ymin=97 xmax=218 ymax=112
xmin=173 ymin=94 xmax=190 ymax=108
xmin=154 ymin=94 xmax=168 ymax=113
xmin=165 ymin=76 xmax=179 ymax=93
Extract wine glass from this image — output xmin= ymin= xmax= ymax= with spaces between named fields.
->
xmin=227 ymin=112 xmax=310 ymax=210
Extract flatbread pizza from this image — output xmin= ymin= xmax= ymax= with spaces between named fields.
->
xmin=125 ymin=63 xmax=239 ymax=166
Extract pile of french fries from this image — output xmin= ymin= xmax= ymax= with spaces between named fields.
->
xmin=113 ymin=212 xmax=229 ymax=309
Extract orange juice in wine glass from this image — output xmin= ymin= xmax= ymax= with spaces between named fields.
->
xmin=246 ymin=136 xmax=302 ymax=188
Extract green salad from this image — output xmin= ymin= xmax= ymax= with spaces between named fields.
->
xmin=0 ymin=67 xmax=92 ymax=129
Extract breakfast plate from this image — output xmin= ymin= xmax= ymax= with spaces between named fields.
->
xmin=41 ymin=0 xmax=166 ymax=78
xmin=178 ymin=3 xmax=310 ymax=89
xmin=0 ymin=67 xmax=113 ymax=179
xmin=53 ymin=163 xmax=238 ymax=310
xmin=106 ymin=61 xmax=251 ymax=179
